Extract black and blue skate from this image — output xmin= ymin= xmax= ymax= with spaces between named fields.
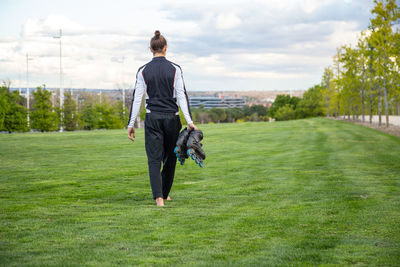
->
xmin=174 ymin=127 xmax=191 ymax=165
xmin=186 ymin=130 xmax=206 ymax=168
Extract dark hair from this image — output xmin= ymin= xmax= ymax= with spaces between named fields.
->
xmin=150 ymin=30 xmax=167 ymax=54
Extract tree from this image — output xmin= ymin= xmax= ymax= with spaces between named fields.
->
xmin=231 ymin=107 xmax=244 ymax=122
xmin=365 ymin=28 xmax=380 ymax=124
xmin=208 ymin=108 xmax=226 ymax=123
xmin=4 ymin=90 xmax=29 ymax=132
xmin=250 ymin=105 xmax=268 ymax=117
xmin=30 ymin=86 xmax=59 ymax=132
xmin=225 ymin=107 xmax=244 ymax=122
xmin=96 ymin=102 xmax=124 ymax=129
xmin=0 ymin=85 xmax=8 ymax=130
xmin=80 ymin=104 xmax=98 ymax=130
xmin=332 ymin=48 xmax=344 ymax=118
xmin=196 ymin=111 xmax=211 ymax=124
xmin=242 ymin=105 xmax=252 ymax=117
xmin=339 ymin=45 xmax=362 ymax=119
xmin=392 ymin=31 xmax=400 ymax=115
xmin=0 ymin=83 xmax=29 ymax=132
xmin=275 ymin=104 xmax=296 ymax=121
xmin=116 ymin=101 xmax=129 ymax=129
xmin=269 ymin=95 xmax=300 ymax=119
xmin=296 ymin=85 xmax=325 ymax=118
xmin=63 ymin=92 xmax=77 ymax=131
xmin=249 ymin=112 xmax=259 ymax=121
xmin=321 ymin=67 xmax=335 ymax=117
xmin=356 ymin=32 xmax=370 ymax=122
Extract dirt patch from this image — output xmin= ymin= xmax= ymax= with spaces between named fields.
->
xmin=329 ymin=117 xmax=400 ymax=138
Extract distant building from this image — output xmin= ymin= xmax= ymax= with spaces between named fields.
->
xmin=189 ymin=96 xmax=245 ymax=109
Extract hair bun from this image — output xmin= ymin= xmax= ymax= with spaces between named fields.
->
xmin=150 ymin=30 xmax=166 ymax=54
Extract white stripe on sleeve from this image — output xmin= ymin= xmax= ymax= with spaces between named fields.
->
xmin=128 ymin=67 xmax=146 ymax=128
xmin=174 ymin=66 xmax=193 ymax=125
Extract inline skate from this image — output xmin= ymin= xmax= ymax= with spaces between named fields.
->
xmin=186 ymin=130 xmax=206 ymax=168
xmin=174 ymin=127 xmax=191 ymax=165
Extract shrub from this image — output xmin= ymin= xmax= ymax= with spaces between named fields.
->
xmin=275 ymin=104 xmax=296 ymax=121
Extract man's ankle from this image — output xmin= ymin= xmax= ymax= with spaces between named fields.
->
xmin=155 ymin=197 xmax=164 ymax=206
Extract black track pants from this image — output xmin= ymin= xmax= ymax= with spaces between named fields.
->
xmin=145 ymin=112 xmax=182 ymax=199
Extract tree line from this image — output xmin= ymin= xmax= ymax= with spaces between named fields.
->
xmin=187 ymin=86 xmax=325 ymax=124
xmin=1 ymin=80 xmax=328 ymax=132
xmin=320 ymin=0 xmax=400 ymax=127
xmin=0 ymin=84 xmax=128 ymax=133
xmin=189 ymin=104 xmax=269 ymax=124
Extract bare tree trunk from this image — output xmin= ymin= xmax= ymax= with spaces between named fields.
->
xmin=325 ymin=96 xmax=330 ymax=117
xmin=378 ymin=86 xmax=382 ymax=126
xmin=383 ymin=78 xmax=389 ymax=127
xmin=337 ymin=101 xmax=340 ymax=118
xmin=356 ymin=105 xmax=359 ymax=120
xmin=369 ymin=95 xmax=373 ymax=124
xmin=361 ymin=89 xmax=365 ymax=122
xmin=356 ymin=105 xmax=359 ymax=119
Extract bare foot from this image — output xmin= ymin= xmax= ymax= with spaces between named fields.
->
xmin=164 ymin=196 xmax=172 ymax=201
xmin=155 ymin=197 xmax=164 ymax=207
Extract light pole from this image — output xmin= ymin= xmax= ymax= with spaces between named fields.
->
xmin=26 ymin=53 xmax=33 ymax=128
xmin=19 ymin=71 xmax=22 ymax=95
xmin=117 ymin=56 xmax=126 ymax=128
xmin=53 ymin=29 xmax=63 ymax=132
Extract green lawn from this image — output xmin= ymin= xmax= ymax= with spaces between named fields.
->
xmin=1 ymin=118 xmax=399 ymax=266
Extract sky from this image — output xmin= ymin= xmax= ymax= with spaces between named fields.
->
xmin=0 ymin=0 xmax=379 ymax=91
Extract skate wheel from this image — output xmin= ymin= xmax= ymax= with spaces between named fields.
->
xmin=195 ymin=157 xmax=199 ymax=164
xmin=199 ymin=161 xmax=204 ymax=168
xmin=187 ymin=149 xmax=191 ymax=156
xmin=191 ymin=154 xmax=195 ymax=160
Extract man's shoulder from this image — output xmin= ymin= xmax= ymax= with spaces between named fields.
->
xmin=135 ymin=63 xmax=148 ymax=76
xmin=166 ymin=59 xmax=182 ymax=70
xmin=138 ymin=63 xmax=147 ymax=71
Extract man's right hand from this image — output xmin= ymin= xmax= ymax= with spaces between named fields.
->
xmin=127 ymin=127 xmax=135 ymax=142
xmin=189 ymin=123 xmax=198 ymax=130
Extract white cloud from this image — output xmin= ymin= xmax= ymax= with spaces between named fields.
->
xmin=21 ymin=15 xmax=84 ymax=38
xmin=327 ymin=21 xmax=361 ymax=48
xmin=216 ymin=12 xmax=242 ymax=30
xmin=301 ymin=0 xmax=335 ymax=13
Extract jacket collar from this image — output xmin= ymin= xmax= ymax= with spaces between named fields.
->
xmin=152 ymin=56 xmax=166 ymax=61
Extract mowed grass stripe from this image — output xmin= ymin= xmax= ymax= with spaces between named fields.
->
xmin=0 ymin=118 xmax=399 ymax=266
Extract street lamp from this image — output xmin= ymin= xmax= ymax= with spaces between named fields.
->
xmin=53 ymin=29 xmax=63 ymax=132
xmin=26 ymin=53 xmax=33 ymax=128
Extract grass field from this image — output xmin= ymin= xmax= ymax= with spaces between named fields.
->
xmin=1 ymin=118 xmax=400 ymax=266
